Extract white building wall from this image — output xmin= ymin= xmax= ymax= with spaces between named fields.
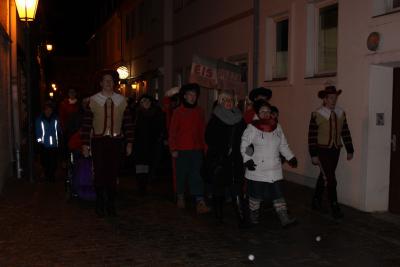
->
xmin=260 ymin=0 xmax=400 ymax=211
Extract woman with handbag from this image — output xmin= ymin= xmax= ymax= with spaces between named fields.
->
xmin=205 ymin=90 xmax=247 ymax=225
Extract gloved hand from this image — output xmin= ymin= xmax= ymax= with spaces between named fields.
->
xmin=288 ymin=157 xmax=298 ymax=168
xmin=244 ymin=159 xmax=257 ymax=171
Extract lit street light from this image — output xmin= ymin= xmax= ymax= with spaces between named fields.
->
xmin=15 ymin=0 xmax=39 ymax=182
xmin=46 ymin=43 xmax=53 ymax=52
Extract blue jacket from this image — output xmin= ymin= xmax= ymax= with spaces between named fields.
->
xmin=35 ymin=114 xmax=62 ymax=148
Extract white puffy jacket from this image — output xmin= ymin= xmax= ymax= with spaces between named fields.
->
xmin=240 ymin=124 xmax=294 ymax=183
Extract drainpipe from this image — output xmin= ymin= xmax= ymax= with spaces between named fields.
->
xmin=252 ymin=0 xmax=260 ymax=89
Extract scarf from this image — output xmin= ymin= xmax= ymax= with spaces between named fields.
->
xmin=213 ymin=104 xmax=243 ymax=125
xmin=251 ymin=118 xmax=277 ymax=132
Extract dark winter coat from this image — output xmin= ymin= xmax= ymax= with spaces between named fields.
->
xmin=133 ymin=105 xmax=165 ymax=164
xmin=204 ymin=113 xmax=247 ymax=194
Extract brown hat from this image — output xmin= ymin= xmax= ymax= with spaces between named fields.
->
xmin=318 ymin=85 xmax=342 ymax=99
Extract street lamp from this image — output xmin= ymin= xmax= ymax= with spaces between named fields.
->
xmin=15 ymin=0 xmax=39 ymax=22
xmin=117 ymin=66 xmax=129 ymax=80
xmin=46 ymin=44 xmax=53 ymax=52
xmin=15 ymin=0 xmax=39 ymax=182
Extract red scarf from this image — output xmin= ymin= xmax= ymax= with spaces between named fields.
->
xmin=251 ymin=118 xmax=277 ymax=132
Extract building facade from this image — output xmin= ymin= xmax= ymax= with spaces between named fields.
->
xmin=0 ymin=0 xmax=26 ymax=191
xmin=89 ymin=0 xmax=255 ymax=117
xmin=259 ymin=0 xmax=400 ymax=213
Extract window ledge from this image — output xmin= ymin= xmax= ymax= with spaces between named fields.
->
xmin=372 ymin=9 xmax=400 ymax=18
xmin=304 ymin=72 xmax=336 ymax=79
xmin=264 ymin=77 xmax=288 ymax=82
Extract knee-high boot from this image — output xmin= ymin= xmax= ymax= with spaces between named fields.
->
xmin=106 ymin=187 xmax=117 ymax=217
xmin=136 ymin=173 xmax=148 ymax=196
xmin=232 ymin=194 xmax=249 ymax=228
xmin=273 ymin=198 xmax=297 ymax=228
xmin=213 ymin=195 xmax=224 ymax=223
xmin=95 ymin=186 xmax=105 ymax=218
xmin=312 ymin=174 xmax=325 ymax=210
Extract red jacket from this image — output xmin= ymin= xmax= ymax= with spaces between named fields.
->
xmin=59 ymin=98 xmax=79 ymax=130
xmin=168 ymin=105 xmax=205 ymax=151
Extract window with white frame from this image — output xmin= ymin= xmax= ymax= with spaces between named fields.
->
xmin=305 ymin=1 xmax=337 ymax=77
xmin=275 ymin=18 xmax=289 ymax=78
xmin=373 ymin=0 xmax=400 ymax=16
xmin=265 ymin=13 xmax=291 ymax=81
xmin=317 ymin=3 xmax=338 ymax=74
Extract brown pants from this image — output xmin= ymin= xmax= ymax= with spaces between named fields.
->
xmin=91 ymin=137 xmax=123 ymax=189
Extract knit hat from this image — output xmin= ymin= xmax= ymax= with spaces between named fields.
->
xmin=249 ymin=87 xmax=272 ymax=102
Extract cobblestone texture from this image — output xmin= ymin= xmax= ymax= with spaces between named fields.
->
xmin=1 ymin=175 xmax=400 ymax=266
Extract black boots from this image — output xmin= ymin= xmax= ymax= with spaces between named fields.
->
xmin=136 ymin=174 xmax=148 ymax=196
xmin=331 ymin=201 xmax=344 ymax=219
xmin=95 ymin=187 xmax=105 ymax=218
xmin=95 ymin=186 xmax=117 ymax=218
xmin=213 ymin=196 xmax=224 ymax=223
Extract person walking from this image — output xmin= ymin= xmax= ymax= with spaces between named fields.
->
xmin=244 ymin=87 xmax=272 ymax=124
xmin=241 ymin=100 xmax=298 ymax=227
xmin=308 ymin=85 xmax=354 ymax=219
xmin=204 ymin=90 xmax=247 ymax=225
xmin=80 ymin=69 xmax=134 ymax=217
xmin=35 ymin=102 xmax=62 ymax=182
xmin=133 ymin=94 xmax=165 ymax=195
xmin=168 ymin=83 xmax=210 ymax=214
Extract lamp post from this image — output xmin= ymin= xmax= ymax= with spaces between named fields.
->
xmin=15 ymin=0 xmax=39 ymax=182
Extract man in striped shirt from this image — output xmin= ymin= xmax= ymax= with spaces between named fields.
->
xmin=308 ymin=86 xmax=354 ymax=219
xmin=81 ymin=69 xmax=134 ymax=217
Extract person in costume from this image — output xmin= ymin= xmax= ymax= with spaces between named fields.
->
xmin=168 ymin=83 xmax=210 ymax=214
xmin=204 ymin=90 xmax=247 ymax=225
xmin=241 ymin=100 xmax=298 ymax=227
xmin=244 ymin=87 xmax=273 ymax=124
xmin=80 ymin=69 xmax=134 ymax=217
xmin=308 ymin=85 xmax=354 ymax=219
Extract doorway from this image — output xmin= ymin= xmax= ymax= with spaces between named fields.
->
xmin=389 ymin=67 xmax=400 ymax=213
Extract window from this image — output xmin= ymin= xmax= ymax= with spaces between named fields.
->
xmin=372 ymin=0 xmax=400 ymax=16
xmin=125 ymin=14 xmax=131 ymax=40
xmin=393 ymin=0 xmax=400 ymax=9
xmin=130 ymin=10 xmax=136 ymax=39
xmin=174 ymin=0 xmax=183 ymax=11
xmin=265 ymin=13 xmax=291 ymax=81
xmin=317 ymin=4 xmax=338 ymax=74
xmin=138 ymin=2 xmax=145 ymax=34
xmin=275 ymin=19 xmax=289 ymax=78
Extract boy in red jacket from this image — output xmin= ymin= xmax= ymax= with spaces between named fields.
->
xmin=169 ymin=83 xmax=210 ymax=214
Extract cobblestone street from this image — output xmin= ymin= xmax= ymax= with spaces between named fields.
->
xmin=1 ymin=175 xmax=400 ymax=267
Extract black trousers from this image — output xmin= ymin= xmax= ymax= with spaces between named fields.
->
xmin=40 ymin=147 xmax=59 ymax=181
xmin=314 ymin=147 xmax=341 ymax=203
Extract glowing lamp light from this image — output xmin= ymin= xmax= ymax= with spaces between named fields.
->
xmin=51 ymin=83 xmax=57 ymax=91
xmin=46 ymin=44 xmax=53 ymax=51
xmin=117 ymin=66 xmax=129 ymax=80
xmin=49 ymin=92 xmax=54 ymax=98
xmin=131 ymin=83 xmax=137 ymax=90
xmin=15 ymin=0 xmax=39 ymax=22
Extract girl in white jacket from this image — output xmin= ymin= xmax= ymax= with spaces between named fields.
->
xmin=241 ymin=100 xmax=297 ymax=227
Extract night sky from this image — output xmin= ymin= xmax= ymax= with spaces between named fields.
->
xmin=36 ymin=0 xmax=98 ymax=56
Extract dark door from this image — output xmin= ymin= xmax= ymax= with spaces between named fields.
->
xmin=389 ymin=67 xmax=400 ymax=213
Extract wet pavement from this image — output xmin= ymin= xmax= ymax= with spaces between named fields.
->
xmin=1 ymin=173 xmax=400 ymax=267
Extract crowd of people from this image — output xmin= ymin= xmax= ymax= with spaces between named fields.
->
xmin=34 ymin=69 xmax=354 ymax=228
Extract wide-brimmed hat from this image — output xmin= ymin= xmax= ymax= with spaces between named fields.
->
xmin=249 ymin=87 xmax=272 ymax=102
xmin=318 ymin=85 xmax=342 ymax=99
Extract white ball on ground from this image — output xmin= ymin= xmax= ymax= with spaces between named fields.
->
xmin=248 ymin=254 xmax=255 ymax=261
xmin=315 ymin=235 xmax=322 ymax=242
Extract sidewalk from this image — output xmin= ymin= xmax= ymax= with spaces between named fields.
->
xmin=0 ymin=175 xmax=400 ymax=266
